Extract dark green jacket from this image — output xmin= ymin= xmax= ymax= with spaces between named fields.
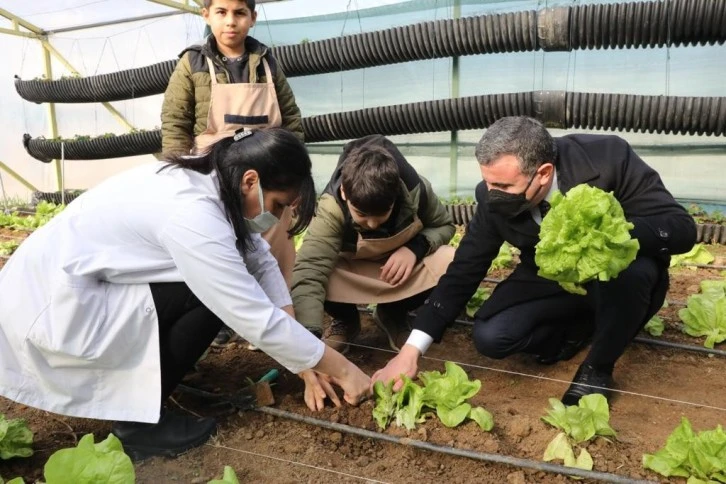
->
xmin=291 ymin=135 xmax=455 ymax=330
xmin=161 ymin=35 xmax=303 ymax=155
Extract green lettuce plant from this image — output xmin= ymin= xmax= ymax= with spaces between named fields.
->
xmin=0 ymin=414 xmax=33 ymax=460
xmin=670 ymin=243 xmax=715 ymax=269
xmin=465 ymin=287 xmax=490 ymax=318
xmin=541 ymin=394 xmax=616 ymax=472
xmin=643 ymin=315 xmax=665 ymax=337
xmin=679 ymin=279 xmax=726 ymax=348
xmin=373 ymin=361 xmax=494 ymax=432
xmin=44 ymin=433 xmax=134 ymax=484
xmin=534 ymin=185 xmax=640 ymax=295
xmin=208 ymin=466 xmax=240 ymax=484
xmin=643 ymin=417 xmax=726 ymax=483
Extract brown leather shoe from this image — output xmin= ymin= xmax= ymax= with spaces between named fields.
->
xmin=323 ymin=318 xmax=361 ymax=354
xmin=373 ymin=305 xmax=412 ymax=352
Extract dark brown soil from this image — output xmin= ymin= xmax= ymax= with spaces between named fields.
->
xmin=2 ymin=245 xmax=726 ymax=484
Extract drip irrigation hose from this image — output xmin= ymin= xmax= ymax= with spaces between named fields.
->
xmin=255 ymin=406 xmax=655 ymax=484
xmin=21 ymin=91 xmax=726 ymax=162
xmin=14 ymin=0 xmax=726 ymax=104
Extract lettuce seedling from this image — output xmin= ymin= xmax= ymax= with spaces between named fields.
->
xmin=373 ymin=362 xmax=493 ymax=431
xmin=541 ymin=394 xmax=616 ymax=443
xmin=643 ymin=417 xmax=726 ymax=482
xmin=0 ymin=414 xmax=33 ymax=460
xmin=208 ymin=466 xmax=240 ymax=484
xmin=679 ymin=279 xmax=726 ymax=348
xmin=644 ymin=315 xmax=665 ymax=337
xmin=669 ymin=243 xmax=715 ymax=269
xmin=465 ymin=287 xmax=490 ymax=318
xmin=541 ymin=395 xmax=616 ymax=472
xmin=535 ymin=185 xmax=639 ymax=295
xmin=44 ymin=433 xmax=134 ymax=484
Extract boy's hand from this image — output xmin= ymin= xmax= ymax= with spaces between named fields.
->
xmin=380 ymin=246 xmax=416 ymax=286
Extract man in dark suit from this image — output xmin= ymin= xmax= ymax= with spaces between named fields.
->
xmin=372 ymin=116 xmax=697 ymax=405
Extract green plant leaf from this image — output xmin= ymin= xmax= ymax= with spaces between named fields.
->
xmin=534 ymin=185 xmax=639 ymax=295
xmin=372 ymin=362 xmax=492 ymax=431
xmin=679 ymin=279 xmax=726 ymax=349
xmin=643 ymin=417 xmax=726 ymax=482
xmin=465 ymin=287 xmax=490 ymax=318
xmin=0 ymin=415 xmax=33 ymax=460
xmin=644 ymin=315 xmax=665 ymax=337
xmin=372 ymin=381 xmax=396 ymax=430
xmin=468 ymin=407 xmax=494 ymax=431
xmin=541 ymin=394 xmax=615 ymax=444
xmin=208 ymin=466 xmax=240 ymax=484
xmin=670 ymin=244 xmax=715 ymax=269
xmin=437 ymin=403 xmax=471 ymax=428
xmin=44 ymin=433 xmax=135 ymax=484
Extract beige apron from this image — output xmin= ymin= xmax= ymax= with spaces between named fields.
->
xmin=194 ymin=57 xmax=282 ymax=152
xmin=193 ymin=56 xmax=294 ymax=286
xmin=326 ymin=216 xmax=456 ymax=304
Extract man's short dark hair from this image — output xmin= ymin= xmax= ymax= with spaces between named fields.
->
xmin=204 ymin=0 xmax=256 ymax=10
xmin=341 ymin=146 xmax=400 ymax=216
xmin=474 ymin=116 xmax=558 ymax=175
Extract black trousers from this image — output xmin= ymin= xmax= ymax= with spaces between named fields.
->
xmin=324 ymin=288 xmax=433 ymax=326
xmin=150 ymin=282 xmax=224 ymax=404
xmin=472 ymin=255 xmax=668 ymax=368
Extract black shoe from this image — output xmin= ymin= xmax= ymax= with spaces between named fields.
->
xmin=561 ymin=364 xmax=614 ymax=406
xmin=536 ymin=337 xmax=591 ymax=365
xmin=211 ymin=327 xmax=239 ymax=347
xmin=112 ymin=411 xmax=217 ymax=461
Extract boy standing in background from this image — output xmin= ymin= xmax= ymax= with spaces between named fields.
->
xmin=161 ymin=0 xmax=303 ymax=344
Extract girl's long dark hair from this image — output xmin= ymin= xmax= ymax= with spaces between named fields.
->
xmin=163 ymin=128 xmax=316 ymax=255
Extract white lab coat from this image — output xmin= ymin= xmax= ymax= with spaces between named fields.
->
xmin=0 ymin=162 xmax=324 ymax=423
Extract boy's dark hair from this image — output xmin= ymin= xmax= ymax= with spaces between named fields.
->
xmin=204 ymin=0 xmax=256 ymax=10
xmin=341 ymin=145 xmax=400 ymax=216
xmin=163 ymin=128 xmax=314 ymax=255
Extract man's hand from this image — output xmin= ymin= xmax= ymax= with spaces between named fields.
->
xmin=380 ymin=246 xmax=416 ymax=286
xmin=299 ymin=369 xmax=341 ymax=411
xmin=371 ymin=344 xmax=420 ymax=391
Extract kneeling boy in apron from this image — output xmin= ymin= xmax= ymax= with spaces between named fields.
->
xmin=292 ymin=135 xmax=456 ymax=352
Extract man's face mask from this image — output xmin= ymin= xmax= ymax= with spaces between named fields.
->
xmin=245 ymin=184 xmax=279 ymax=233
xmin=487 ymin=171 xmax=539 ymax=218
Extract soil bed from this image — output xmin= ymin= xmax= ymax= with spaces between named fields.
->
xmin=2 ymin=246 xmax=726 ymax=483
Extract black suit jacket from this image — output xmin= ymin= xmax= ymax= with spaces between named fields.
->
xmin=414 ymin=134 xmax=697 ymax=342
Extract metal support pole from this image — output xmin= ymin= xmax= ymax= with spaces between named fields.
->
xmin=39 ymin=40 xmax=135 ymax=131
xmin=40 ymin=42 xmax=62 ymax=191
xmin=449 ymin=0 xmax=461 ymax=198
xmin=0 ymin=160 xmax=39 ymax=192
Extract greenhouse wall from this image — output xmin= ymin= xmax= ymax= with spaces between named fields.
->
xmin=251 ymin=0 xmax=726 ymax=205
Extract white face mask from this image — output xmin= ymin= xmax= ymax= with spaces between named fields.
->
xmin=244 ymin=183 xmax=279 ymax=233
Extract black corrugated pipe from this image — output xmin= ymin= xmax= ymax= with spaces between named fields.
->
xmin=14 ymin=0 xmax=726 ymax=104
xmin=22 ymin=131 xmax=162 ymax=163
xmin=21 ymin=90 xmax=726 ymax=162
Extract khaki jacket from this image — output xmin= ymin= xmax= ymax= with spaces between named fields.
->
xmin=161 ymin=36 xmax=303 ymax=155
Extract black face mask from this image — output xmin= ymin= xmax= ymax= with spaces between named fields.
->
xmin=488 ymin=172 xmax=539 ymax=218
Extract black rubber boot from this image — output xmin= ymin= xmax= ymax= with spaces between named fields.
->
xmin=112 ymin=411 xmax=217 ymax=462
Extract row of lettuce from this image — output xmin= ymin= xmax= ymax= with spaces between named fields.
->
xmin=3 ymin=360 xmax=724 ymax=483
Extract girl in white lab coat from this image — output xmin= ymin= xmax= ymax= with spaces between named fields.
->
xmin=0 ymin=127 xmax=370 ymax=461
